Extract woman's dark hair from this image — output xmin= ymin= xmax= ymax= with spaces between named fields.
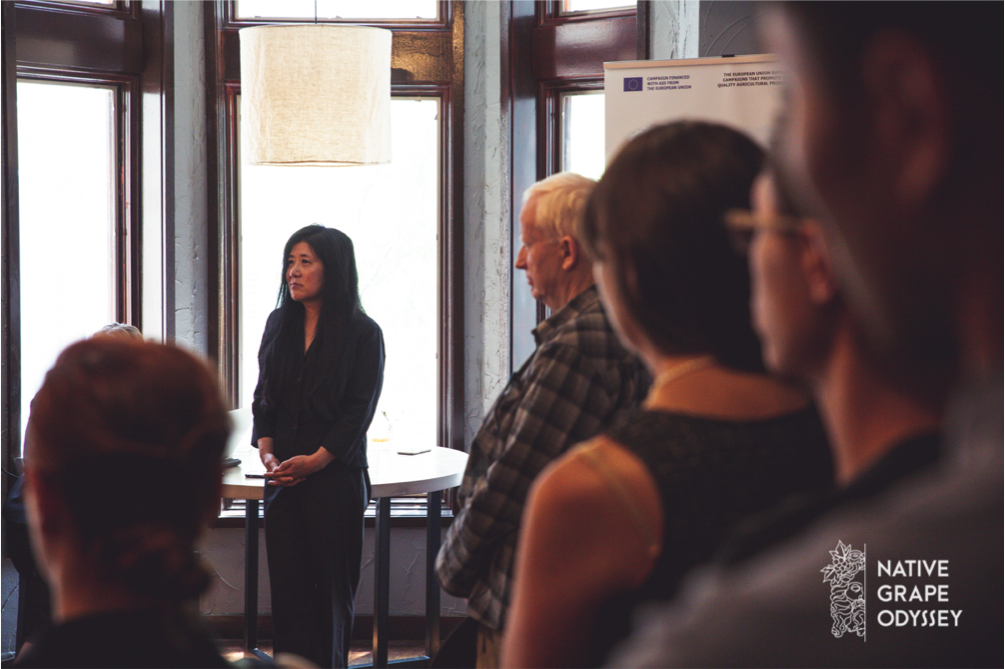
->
xmin=28 ymin=338 xmax=230 ymax=602
xmin=259 ymin=225 xmax=364 ymax=419
xmin=582 ymin=121 xmax=765 ymax=371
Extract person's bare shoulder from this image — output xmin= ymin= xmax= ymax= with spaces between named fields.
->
xmin=524 ymin=435 xmax=664 ymax=592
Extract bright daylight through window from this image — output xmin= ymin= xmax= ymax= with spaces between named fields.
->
xmin=561 ymin=91 xmax=606 ymax=179
xmin=236 ymin=0 xmax=438 ymax=21
xmin=17 ymin=81 xmax=117 ymax=446
xmin=239 ymin=97 xmax=440 ymax=449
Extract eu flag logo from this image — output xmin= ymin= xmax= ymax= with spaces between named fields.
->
xmin=623 ymin=77 xmax=643 ymax=92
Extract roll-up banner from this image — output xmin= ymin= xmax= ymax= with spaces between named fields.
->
xmin=605 ymin=55 xmax=784 ymax=163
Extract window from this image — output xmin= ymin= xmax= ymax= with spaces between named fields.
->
xmin=238 ymin=97 xmax=441 ymax=446
xmin=508 ymin=1 xmax=642 ymax=366
xmin=16 ymin=80 xmax=121 ymax=436
xmin=235 ymin=0 xmax=439 ymax=21
xmin=559 ymin=90 xmax=606 ymax=179
xmin=208 ymin=0 xmax=464 ymax=453
xmin=559 ymin=1 xmax=634 ymax=16
xmin=4 ymin=1 xmax=151 ymax=464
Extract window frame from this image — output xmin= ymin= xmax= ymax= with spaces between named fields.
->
xmin=3 ymin=0 xmax=152 ymax=472
xmin=540 ymin=80 xmax=605 ymax=181
xmin=205 ymin=0 xmax=466 ymax=456
xmin=15 ymin=70 xmax=140 ymax=327
xmin=228 ymin=0 xmax=446 ymax=29
xmin=507 ymin=0 xmax=645 ymax=368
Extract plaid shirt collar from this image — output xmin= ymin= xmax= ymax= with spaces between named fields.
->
xmin=532 ymin=285 xmax=600 ymax=345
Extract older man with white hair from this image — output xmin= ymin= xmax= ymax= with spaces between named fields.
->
xmin=437 ymin=172 xmax=647 ymax=668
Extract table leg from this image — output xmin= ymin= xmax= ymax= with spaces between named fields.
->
xmin=373 ymin=497 xmax=391 ymax=668
xmin=244 ymin=499 xmax=270 ymax=661
xmin=425 ymin=491 xmax=442 ymax=659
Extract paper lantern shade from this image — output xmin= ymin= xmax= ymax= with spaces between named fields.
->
xmin=240 ymin=25 xmax=392 ymax=166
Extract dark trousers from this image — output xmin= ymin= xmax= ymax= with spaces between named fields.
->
xmin=264 ymin=463 xmax=370 ymax=669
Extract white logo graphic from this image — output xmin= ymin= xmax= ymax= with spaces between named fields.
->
xmin=821 ymin=541 xmax=866 ymax=639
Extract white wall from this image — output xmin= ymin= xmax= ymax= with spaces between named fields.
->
xmin=199 ymin=526 xmax=466 ymax=618
xmin=462 ymin=0 xmax=512 ymax=443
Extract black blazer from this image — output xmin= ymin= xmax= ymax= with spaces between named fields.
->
xmin=252 ymin=309 xmax=385 ymax=469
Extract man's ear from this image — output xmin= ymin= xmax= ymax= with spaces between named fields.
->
xmin=800 ymin=223 xmax=839 ymax=306
xmin=861 ymin=30 xmax=949 ymax=208
xmin=559 ymin=236 xmax=579 ymax=271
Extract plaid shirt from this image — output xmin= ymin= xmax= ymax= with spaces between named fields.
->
xmin=436 ymin=286 xmax=648 ymax=630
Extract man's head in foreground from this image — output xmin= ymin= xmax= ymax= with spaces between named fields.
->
xmin=762 ymin=1 xmax=1002 ymax=400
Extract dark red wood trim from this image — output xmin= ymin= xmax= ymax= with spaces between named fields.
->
xmin=126 ymin=75 xmax=142 ymax=330
xmin=15 ymin=0 xmax=136 ymax=19
xmin=14 ymin=4 xmax=144 ymax=74
xmin=636 ymin=0 xmax=650 ymax=60
xmin=2 ymin=0 xmax=23 ymax=473
xmin=532 ymin=13 xmax=637 ymax=80
xmin=114 ymin=82 xmax=129 ymax=324
xmin=445 ymin=0 xmax=465 ymax=452
xmin=14 ymin=68 xmax=142 ymax=330
xmin=205 ymin=0 xmax=239 ymax=403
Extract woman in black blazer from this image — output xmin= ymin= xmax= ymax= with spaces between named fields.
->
xmin=253 ymin=225 xmax=385 ymax=669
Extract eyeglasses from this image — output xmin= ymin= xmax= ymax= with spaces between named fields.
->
xmin=724 ymin=208 xmax=804 ymax=255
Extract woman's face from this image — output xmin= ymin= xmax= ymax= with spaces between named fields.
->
xmin=287 ymin=241 xmax=324 ymax=304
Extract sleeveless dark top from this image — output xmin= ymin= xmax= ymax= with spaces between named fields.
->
xmin=589 ymin=407 xmax=833 ymax=665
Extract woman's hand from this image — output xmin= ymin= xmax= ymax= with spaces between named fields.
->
xmin=258 ymin=438 xmax=280 ymax=472
xmin=257 ymin=437 xmax=301 ymax=486
xmin=264 ymin=448 xmax=336 ymax=486
xmin=261 ymin=452 xmax=281 ymax=473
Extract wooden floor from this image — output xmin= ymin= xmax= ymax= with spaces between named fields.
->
xmin=217 ymin=640 xmax=428 ymax=667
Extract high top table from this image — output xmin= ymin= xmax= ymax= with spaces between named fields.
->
xmin=221 ymin=444 xmax=468 ymax=668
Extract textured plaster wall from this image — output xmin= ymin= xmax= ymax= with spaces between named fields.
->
xmin=167 ymin=0 xmax=210 ymax=353
xmin=463 ymin=0 xmax=511 ymax=443
xmin=698 ymin=1 xmax=762 ymax=57
xmin=652 ymin=0 xmax=700 ymax=60
xmin=651 ymin=1 xmax=762 ymax=61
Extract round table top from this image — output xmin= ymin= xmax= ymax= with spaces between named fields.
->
xmin=221 ymin=444 xmax=468 ymax=501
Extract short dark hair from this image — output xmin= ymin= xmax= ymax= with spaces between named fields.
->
xmin=28 ymin=338 xmax=230 ymax=602
xmin=582 ymin=121 xmax=765 ymax=371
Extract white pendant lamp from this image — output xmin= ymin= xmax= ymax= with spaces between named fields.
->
xmin=240 ymin=25 xmax=392 ymax=166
